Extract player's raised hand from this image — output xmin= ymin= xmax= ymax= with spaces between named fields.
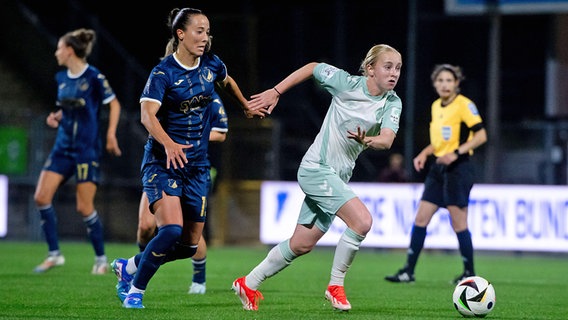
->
xmin=249 ymin=88 xmax=280 ymax=115
xmin=243 ymin=105 xmax=269 ymax=119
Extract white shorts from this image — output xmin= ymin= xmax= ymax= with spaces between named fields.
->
xmin=296 ymin=165 xmax=357 ymax=232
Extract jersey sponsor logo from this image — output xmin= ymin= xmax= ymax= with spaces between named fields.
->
xmin=468 ymin=102 xmax=479 ymax=115
xmin=442 ymin=126 xmax=452 ymax=140
xmin=320 ymin=65 xmax=338 ymax=79
xmin=58 ymin=98 xmax=86 ymax=109
xmin=390 ymin=110 xmax=400 ymax=124
xmin=180 ymin=95 xmax=213 ymax=114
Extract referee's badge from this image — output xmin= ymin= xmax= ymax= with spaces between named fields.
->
xmin=442 ymin=126 xmax=451 ymax=140
xmin=468 ymin=102 xmax=479 ymax=115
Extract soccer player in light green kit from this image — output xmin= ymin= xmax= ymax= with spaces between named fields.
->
xmin=232 ymin=44 xmax=403 ymax=311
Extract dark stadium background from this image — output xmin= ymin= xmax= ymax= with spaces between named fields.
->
xmin=3 ymin=0 xmax=556 ymax=183
xmin=1 ymin=0 xmax=566 ymax=242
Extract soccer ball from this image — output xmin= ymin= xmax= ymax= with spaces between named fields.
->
xmin=452 ymin=276 xmax=496 ymax=318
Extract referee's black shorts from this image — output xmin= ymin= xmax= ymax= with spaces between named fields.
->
xmin=421 ymin=157 xmax=474 ymax=208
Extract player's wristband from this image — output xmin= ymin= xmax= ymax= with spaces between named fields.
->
xmin=273 ymin=87 xmax=282 ymax=96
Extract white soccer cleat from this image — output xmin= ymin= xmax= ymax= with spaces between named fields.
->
xmin=92 ymin=260 xmax=109 ymax=275
xmin=34 ymin=255 xmax=65 ymax=273
xmin=188 ymin=282 xmax=206 ymax=294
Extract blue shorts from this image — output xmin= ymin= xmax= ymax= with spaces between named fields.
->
xmin=421 ymin=157 xmax=474 ymax=208
xmin=141 ymin=151 xmax=210 ymax=223
xmin=43 ymin=150 xmax=100 ymax=184
xmin=296 ymin=165 xmax=357 ymax=233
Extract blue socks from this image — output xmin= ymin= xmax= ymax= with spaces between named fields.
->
xmin=84 ymin=211 xmax=105 ymax=256
xmin=405 ymin=225 xmax=427 ymax=274
xmin=132 ymin=224 xmax=182 ymax=291
xmin=457 ymin=229 xmax=475 ymax=274
xmin=192 ymin=258 xmax=206 ymax=284
xmin=39 ymin=206 xmax=59 ymax=252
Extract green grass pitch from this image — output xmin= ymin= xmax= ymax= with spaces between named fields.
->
xmin=0 ymin=241 xmax=566 ymax=319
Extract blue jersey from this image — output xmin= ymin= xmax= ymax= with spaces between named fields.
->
xmin=140 ymin=53 xmax=227 ymax=167
xmin=140 ymin=84 xmax=229 ymax=214
xmin=52 ymin=64 xmax=116 ymax=159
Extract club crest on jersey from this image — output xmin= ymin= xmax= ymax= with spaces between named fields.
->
xmin=168 ymin=179 xmax=178 ymax=189
xmin=79 ymin=78 xmax=90 ymax=92
xmin=442 ymin=126 xmax=451 ymax=140
xmin=200 ymin=69 xmax=214 ymax=83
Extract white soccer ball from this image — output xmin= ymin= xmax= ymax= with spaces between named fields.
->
xmin=452 ymin=276 xmax=496 ymax=318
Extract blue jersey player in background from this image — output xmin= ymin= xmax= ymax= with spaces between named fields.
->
xmin=111 ymin=7 xmax=264 ymax=309
xmin=33 ymin=28 xmax=122 ymax=275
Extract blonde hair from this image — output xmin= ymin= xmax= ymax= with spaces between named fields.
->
xmin=359 ymin=44 xmax=401 ymax=76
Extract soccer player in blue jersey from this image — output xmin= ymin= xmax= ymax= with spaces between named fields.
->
xmin=33 ymin=28 xmax=122 ymax=275
xmin=232 ymin=44 xmax=403 ymax=311
xmin=133 ymin=30 xmax=229 ymax=296
xmin=111 ymin=7 xmax=263 ymax=309
xmin=385 ymin=64 xmax=487 ymax=285
xmin=134 ymin=93 xmax=228 ymax=296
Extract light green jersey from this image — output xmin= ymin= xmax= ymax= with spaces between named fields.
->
xmin=300 ymin=63 xmax=402 ymax=182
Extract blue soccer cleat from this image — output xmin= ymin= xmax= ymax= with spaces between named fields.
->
xmin=123 ymin=292 xmax=145 ymax=309
xmin=111 ymin=258 xmax=133 ymax=302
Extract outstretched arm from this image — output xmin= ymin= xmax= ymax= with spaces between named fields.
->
xmin=218 ymin=75 xmax=266 ymax=118
xmin=249 ymin=62 xmax=318 ymax=115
